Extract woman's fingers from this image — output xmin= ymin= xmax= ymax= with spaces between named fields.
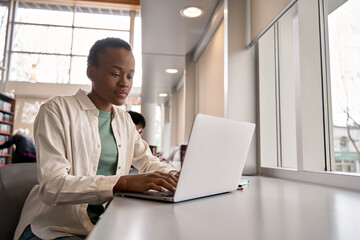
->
xmin=113 ymin=171 xmax=179 ymax=194
xmin=153 ymin=177 xmax=176 ymax=192
xmin=148 ymin=171 xmax=177 ymax=191
xmin=157 ymin=171 xmax=179 ymax=182
xmin=145 ymin=182 xmax=164 ymax=192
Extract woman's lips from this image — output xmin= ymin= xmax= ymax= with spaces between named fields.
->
xmin=114 ymin=90 xmax=128 ymax=98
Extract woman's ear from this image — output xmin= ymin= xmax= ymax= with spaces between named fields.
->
xmin=87 ymin=65 xmax=95 ymax=81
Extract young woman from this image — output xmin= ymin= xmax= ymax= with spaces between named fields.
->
xmin=16 ymin=38 xmax=178 ymax=240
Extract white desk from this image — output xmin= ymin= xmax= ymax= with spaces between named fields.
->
xmin=87 ymin=176 xmax=360 ymax=240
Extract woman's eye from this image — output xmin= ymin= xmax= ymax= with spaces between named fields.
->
xmin=112 ymin=73 xmax=120 ymax=77
xmin=127 ymin=75 xmax=134 ymax=80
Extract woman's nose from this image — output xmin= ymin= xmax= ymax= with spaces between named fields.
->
xmin=117 ymin=75 xmax=129 ymax=87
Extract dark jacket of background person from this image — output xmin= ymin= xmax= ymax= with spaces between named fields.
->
xmin=0 ymin=133 xmax=36 ymax=163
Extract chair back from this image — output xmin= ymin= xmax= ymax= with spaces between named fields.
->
xmin=0 ymin=163 xmax=37 ymax=240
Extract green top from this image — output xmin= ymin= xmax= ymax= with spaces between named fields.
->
xmin=87 ymin=109 xmax=118 ymax=225
xmin=96 ymin=109 xmax=118 ymax=175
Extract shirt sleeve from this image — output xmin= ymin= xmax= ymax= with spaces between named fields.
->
xmin=0 ymin=135 xmax=17 ymax=149
xmin=35 ymin=103 xmax=119 ymax=207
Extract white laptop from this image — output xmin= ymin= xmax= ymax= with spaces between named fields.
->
xmin=116 ymin=113 xmax=255 ymax=203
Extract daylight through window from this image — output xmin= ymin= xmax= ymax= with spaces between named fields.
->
xmin=5 ymin=0 xmax=141 ymax=86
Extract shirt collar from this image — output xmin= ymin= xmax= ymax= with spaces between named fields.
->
xmin=75 ymin=89 xmax=97 ymax=111
xmin=75 ymin=89 xmax=119 ymax=118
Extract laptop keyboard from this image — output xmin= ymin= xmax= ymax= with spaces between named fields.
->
xmin=144 ymin=190 xmax=175 ymax=197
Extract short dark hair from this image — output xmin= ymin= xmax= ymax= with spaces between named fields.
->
xmin=87 ymin=37 xmax=132 ymax=67
xmin=127 ymin=111 xmax=146 ymax=128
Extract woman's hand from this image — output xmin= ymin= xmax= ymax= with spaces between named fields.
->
xmin=113 ymin=171 xmax=179 ymax=194
xmin=169 ymin=170 xmax=180 ymax=179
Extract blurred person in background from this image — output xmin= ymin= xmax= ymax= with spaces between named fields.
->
xmin=0 ymin=128 xmax=36 ymax=163
xmin=127 ymin=110 xmax=146 ymax=137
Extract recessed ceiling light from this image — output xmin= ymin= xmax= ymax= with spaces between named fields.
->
xmin=158 ymin=93 xmax=168 ymax=97
xmin=165 ymin=68 xmax=178 ymax=74
xmin=180 ymin=6 xmax=203 ymax=18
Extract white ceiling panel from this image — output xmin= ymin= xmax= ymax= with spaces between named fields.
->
xmin=140 ymin=0 xmax=219 ymax=104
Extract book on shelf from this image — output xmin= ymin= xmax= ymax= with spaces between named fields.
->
xmin=0 ymin=157 xmax=5 ymax=166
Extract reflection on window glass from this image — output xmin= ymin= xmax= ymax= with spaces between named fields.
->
xmin=15 ymin=2 xmax=73 ymax=26
xmin=6 ymin=1 xmax=139 ymax=85
xmin=70 ymin=56 xmax=89 ymax=85
xmin=328 ymin=0 xmax=360 ymax=173
xmin=72 ymin=28 xmax=129 ymax=55
xmin=74 ymin=7 xmax=130 ymax=30
xmin=21 ymin=100 xmax=43 ymax=124
xmin=133 ymin=16 xmax=142 ymax=88
xmin=130 ymin=104 xmax=141 ymax=113
xmin=9 ymin=53 xmax=70 ymax=83
xmin=0 ymin=1 xmax=8 ymax=67
xmin=12 ymin=25 xmax=72 ymax=54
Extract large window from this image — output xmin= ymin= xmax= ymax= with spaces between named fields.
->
xmin=0 ymin=1 xmax=8 ymax=69
xmin=258 ymin=0 xmax=360 ymax=188
xmin=4 ymin=0 xmax=141 ymax=86
xmin=259 ymin=3 xmax=299 ymax=169
xmin=327 ymin=0 xmax=360 ymax=173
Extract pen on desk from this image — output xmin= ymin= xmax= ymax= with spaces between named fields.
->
xmin=238 ymin=179 xmax=249 ymax=186
xmin=237 ymin=179 xmax=249 ymax=190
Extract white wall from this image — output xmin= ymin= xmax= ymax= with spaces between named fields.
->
xmin=5 ymin=81 xmax=91 ymax=99
xmin=142 ymin=103 xmax=157 ymax=145
xmin=6 ymin=81 xmax=141 ymax=140
xmin=162 ymin=103 xmax=172 ymax=157
xmin=170 ymin=84 xmax=186 ymax=148
xmin=5 ymin=82 xmax=90 ymax=140
xmin=184 ymin=52 xmax=196 ymax=141
xmin=192 ymin=1 xmax=257 ymax=174
xmin=13 ymin=97 xmax=48 ymax=139
xmin=177 ymin=83 xmax=185 ymax=144
xmin=227 ymin=0 xmax=257 ymax=174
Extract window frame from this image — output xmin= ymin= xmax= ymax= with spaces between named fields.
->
xmin=257 ymin=0 xmax=360 ymax=191
xmin=3 ymin=0 xmax=138 ymax=85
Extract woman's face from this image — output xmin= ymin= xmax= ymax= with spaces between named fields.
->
xmin=87 ymin=47 xmax=135 ymax=111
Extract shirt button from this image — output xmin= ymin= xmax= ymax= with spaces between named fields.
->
xmin=118 ymin=144 xmax=121 ymax=148
xmin=118 ymin=166 xmax=121 ymax=170
xmin=97 ymin=144 xmax=100 ymax=148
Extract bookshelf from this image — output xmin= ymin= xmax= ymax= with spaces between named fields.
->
xmin=0 ymin=92 xmax=15 ymax=166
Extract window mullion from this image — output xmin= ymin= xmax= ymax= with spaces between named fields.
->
xmin=68 ymin=3 xmax=75 ymax=84
xmin=2 ymin=0 xmax=16 ymax=90
xmin=293 ymin=11 xmax=304 ymax=171
xmin=274 ymin=23 xmax=283 ymax=168
xmin=318 ymin=0 xmax=334 ymax=172
xmin=129 ymin=10 xmax=135 ymax=47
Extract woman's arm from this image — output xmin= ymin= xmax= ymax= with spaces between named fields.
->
xmin=35 ymin=103 xmax=119 ymax=206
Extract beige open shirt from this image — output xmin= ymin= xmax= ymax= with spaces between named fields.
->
xmin=14 ymin=89 xmax=175 ymax=240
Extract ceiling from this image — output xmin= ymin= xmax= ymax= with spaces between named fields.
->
xmin=140 ymin=0 xmax=219 ymax=104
